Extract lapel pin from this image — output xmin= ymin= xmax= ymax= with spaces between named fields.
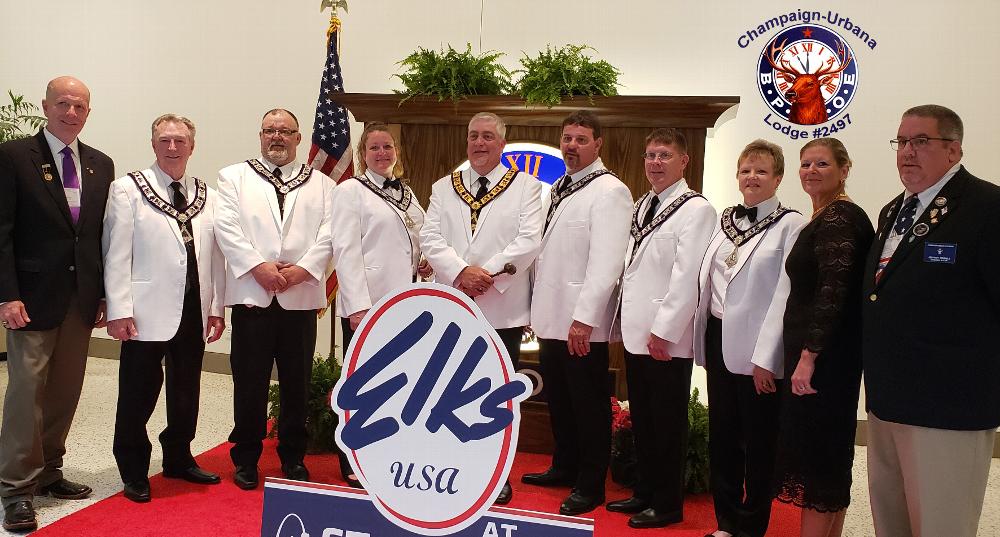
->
xmin=87 ymin=168 xmax=94 ymax=174
xmin=41 ymin=164 xmax=54 ymax=181
xmin=930 ymin=208 xmax=939 ymax=219
xmin=941 ymin=207 xmax=949 ymax=215
xmin=934 ymin=196 xmax=947 ymax=207
xmin=913 ymin=223 xmax=930 ymax=236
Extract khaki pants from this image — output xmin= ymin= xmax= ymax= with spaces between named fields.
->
xmin=0 ymin=298 xmax=92 ymax=506
xmin=867 ymin=412 xmax=994 ymax=537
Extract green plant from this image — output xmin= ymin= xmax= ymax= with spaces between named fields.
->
xmin=394 ymin=43 xmax=513 ymax=104
xmin=0 ymin=91 xmax=46 ymax=145
xmin=685 ymin=387 xmax=711 ymax=493
xmin=515 ymin=44 xmax=622 ymax=107
xmin=267 ymin=353 xmax=342 ymax=453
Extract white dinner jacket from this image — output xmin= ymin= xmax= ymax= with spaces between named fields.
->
xmin=102 ymin=165 xmax=226 ymax=341
xmin=692 ymin=203 xmax=806 ymax=377
xmin=613 ymin=181 xmax=716 ymax=358
xmin=530 ymin=159 xmax=633 ymax=341
xmin=215 ymin=158 xmax=334 ymax=310
xmin=330 ymin=173 xmax=425 ymax=317
xmin=420 ymin=165 xmax=543 ymax=328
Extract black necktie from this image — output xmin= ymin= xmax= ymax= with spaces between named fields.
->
xmin=273 ymin=167 xmax=285 ymax=218
xmin=556 ymin=175 xmax=571 ymax=194
xmin=734 ymin=204 xmax=758 ymax=222
xmin=475 ymin=177 xmax=489 ymax=200
xmin=383 ymin=177 xmax=402 ymax=191
xmin=470 ymin=177 xmax=490 ymax=232
xmin=641 ymin=195 xmax=660 ymax=228
xmin=893 ymin=195 xmax=919 ymax=235
xmin=170 ymin=182 xmax=199 ymax=294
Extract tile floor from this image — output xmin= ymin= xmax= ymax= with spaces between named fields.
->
xmin=1 ymin=356 xmax=998 ymax=536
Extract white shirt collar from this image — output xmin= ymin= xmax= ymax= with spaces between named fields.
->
xmin=151 ymin=162 xmax=191 ymax=195
xmin=262 ymin=156 xmax=300 ymax=178
xmin=468 ymin=163 xmax=508 ymax=190
xmin=567 ymin=158 xmax=606 ymax=183
xmin=651 ymin=178 xmax=688 ymax=205
xmin=907 ymin=162 xmax=961 ymax=208
xmin=743 ymin=195 xmax=780 ymax=218
xmin=42 ymin=128 xmax=79 ymax=160
xmin=365 ymin=168 xmax=389 ymax=188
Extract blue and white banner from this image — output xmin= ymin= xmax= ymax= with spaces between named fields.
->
xmin=262 ymin=480 xmax=594 ymax=537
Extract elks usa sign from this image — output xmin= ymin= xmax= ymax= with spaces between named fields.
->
xmin=261 ymin=284 xmax=593 ymax=537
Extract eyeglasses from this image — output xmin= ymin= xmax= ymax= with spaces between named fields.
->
xmin=889 ymin=136 xmax=954 ymax=151
xmin=262 ymin=128 xmax=298 ymax=137
xmin=642 ymin=152 xmax=675 ymax=162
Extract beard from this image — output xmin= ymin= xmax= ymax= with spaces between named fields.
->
xmin=265 ymin=145 xmax=290 ymax=164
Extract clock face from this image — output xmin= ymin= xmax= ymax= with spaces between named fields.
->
xmin=756 ymin=24 xmax=859 ymax=124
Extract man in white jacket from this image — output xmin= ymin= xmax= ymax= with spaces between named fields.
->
xmin=522 ymin=111 xmax=633 ymax=516
xmin=102 ymin=114 xmax=226 ymax=503
xmin=215 ymin=109 xmax=334 ymax=490
xmin=606 ymin=128 xmax=715 ymax=528
xmin=419 ymin=112 xmax=543 ymax=505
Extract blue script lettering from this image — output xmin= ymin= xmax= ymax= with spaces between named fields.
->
xmin=338 ymin=310 xmax=530 ymax=450
xmin=390 ymin=461 xmax=460 ymax=494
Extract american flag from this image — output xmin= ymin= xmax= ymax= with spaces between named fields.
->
xmin=307 ymin=18 xmax=353 ymax=307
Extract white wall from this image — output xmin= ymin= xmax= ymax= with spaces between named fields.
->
xmin=4 ymin=1 xmax=998 ymax=405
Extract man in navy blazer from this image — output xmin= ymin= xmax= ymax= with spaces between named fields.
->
xmin=0 ymin=76 xmax=114 ymax=532
xmin=863 ymin=104 xmax=1000 ymax=537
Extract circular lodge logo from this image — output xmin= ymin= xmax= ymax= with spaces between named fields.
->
xmin=757 ymin=24 xmax=858 ymax=125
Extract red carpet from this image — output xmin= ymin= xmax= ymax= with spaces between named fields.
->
xmin=34 ymin=439 xmax=800 ymax=536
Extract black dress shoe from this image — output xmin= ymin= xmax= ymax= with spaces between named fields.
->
xmin=494 ymin=481 xmax=513 ymax=505
xmin=520 ymin=467 xmax=574 ymax=487
xmin=40 ymin=478 xmax=93 ymax=499
xmin=234 ymin=466 xmax=259 ymax=490
xmin=123 ymin=480 xmax=151 ymax=503
xmin=628 ymin=508 xmax=682 ymax=529
xmin=605 ymin=495 xmax=649 ymax=514
xmin=282 ymin=462 xmax=310 ymax=482
xmin=337 ymin=451 xmax=362 ymax=488
xmin=163 ymin=466 xmax=221 ymax=485
xmin=559 ymin=491 xmax=605 ymax=516
xmin=2 ymin=500 xmax=36 ymax=532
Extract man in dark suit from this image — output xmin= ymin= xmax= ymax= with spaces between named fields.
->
xmin=0 ymin=76 xmax=114 ymax=532
xmin=863 ymin=104 xmax=1000 ymax=537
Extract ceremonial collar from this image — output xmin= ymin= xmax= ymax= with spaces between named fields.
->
xmin=451 ymin=167 xmax=517 ymax=212
xmin=357 ymin=172 xmax=414 ymax=212
xmin=247 ymin=158 xmax=312 ymax=194
xmin=127 ymin=169 xmax=207 ymax=224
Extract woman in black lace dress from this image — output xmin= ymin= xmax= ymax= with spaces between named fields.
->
xmin=774 ymin=138 xmax=874 ymax=537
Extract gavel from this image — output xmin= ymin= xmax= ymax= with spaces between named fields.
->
xmin=490 ymin=263 xmax=516 ymax=278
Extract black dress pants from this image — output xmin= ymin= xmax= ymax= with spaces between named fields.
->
xmin=705 ymin=316 xmax=782 ymax=537
xmin=537 ymin=338 xmax=610 ymax=497
xmin=113 ymin=288 xmax=205 ymax=483
xmin=624 ymin=351 xmax=693 ymax=516
xmin=229 ymin=299 xmax=317 ymax=468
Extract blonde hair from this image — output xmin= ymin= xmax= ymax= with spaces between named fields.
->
xmin=355 ymin=122 xmax=404 ymax=179
xmin=737 ymin=139 xmax=784 ymax=176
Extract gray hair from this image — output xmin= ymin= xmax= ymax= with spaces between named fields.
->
xmin=469 ymin=112 xmax=506 ymax=139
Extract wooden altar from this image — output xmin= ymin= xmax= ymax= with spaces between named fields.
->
xmin=332 ymin=92 xmax=739 ymax=453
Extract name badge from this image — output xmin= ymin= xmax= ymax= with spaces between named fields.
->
xmin=923 ymin=242 xmax=957 ymax=264
xmin=64 ymin=187 xmax=81 ymax=207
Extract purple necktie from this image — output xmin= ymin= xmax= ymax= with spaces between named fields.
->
xmin=60 ymin=146 xmax=81 ymax=223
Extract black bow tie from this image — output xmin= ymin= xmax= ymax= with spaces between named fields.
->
xmin=734 ymin=204 xmax=758 ymax=222
xmin=383 ymin=178 xmax=402 ymax=191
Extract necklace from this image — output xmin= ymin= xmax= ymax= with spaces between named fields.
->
xmin=811 ymin=193 xmax=849 ymax=219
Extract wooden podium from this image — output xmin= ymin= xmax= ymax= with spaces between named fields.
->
xmin=332 ymin=93 xmax=739 ymax=453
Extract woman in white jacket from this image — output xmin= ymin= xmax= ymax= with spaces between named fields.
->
xmin=328 ymin=123 xmax=430 ymax=487
xmin=694 ymin=140 xmax=806 ymax=537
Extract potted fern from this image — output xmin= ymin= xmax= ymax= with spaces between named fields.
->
xmin=394 ymin=43 xmax=513 ymax=104
xmin=0 ymin=91 xmax=47 ymax=145
xmin=515 ymin=44 xmax=622 ymax=107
